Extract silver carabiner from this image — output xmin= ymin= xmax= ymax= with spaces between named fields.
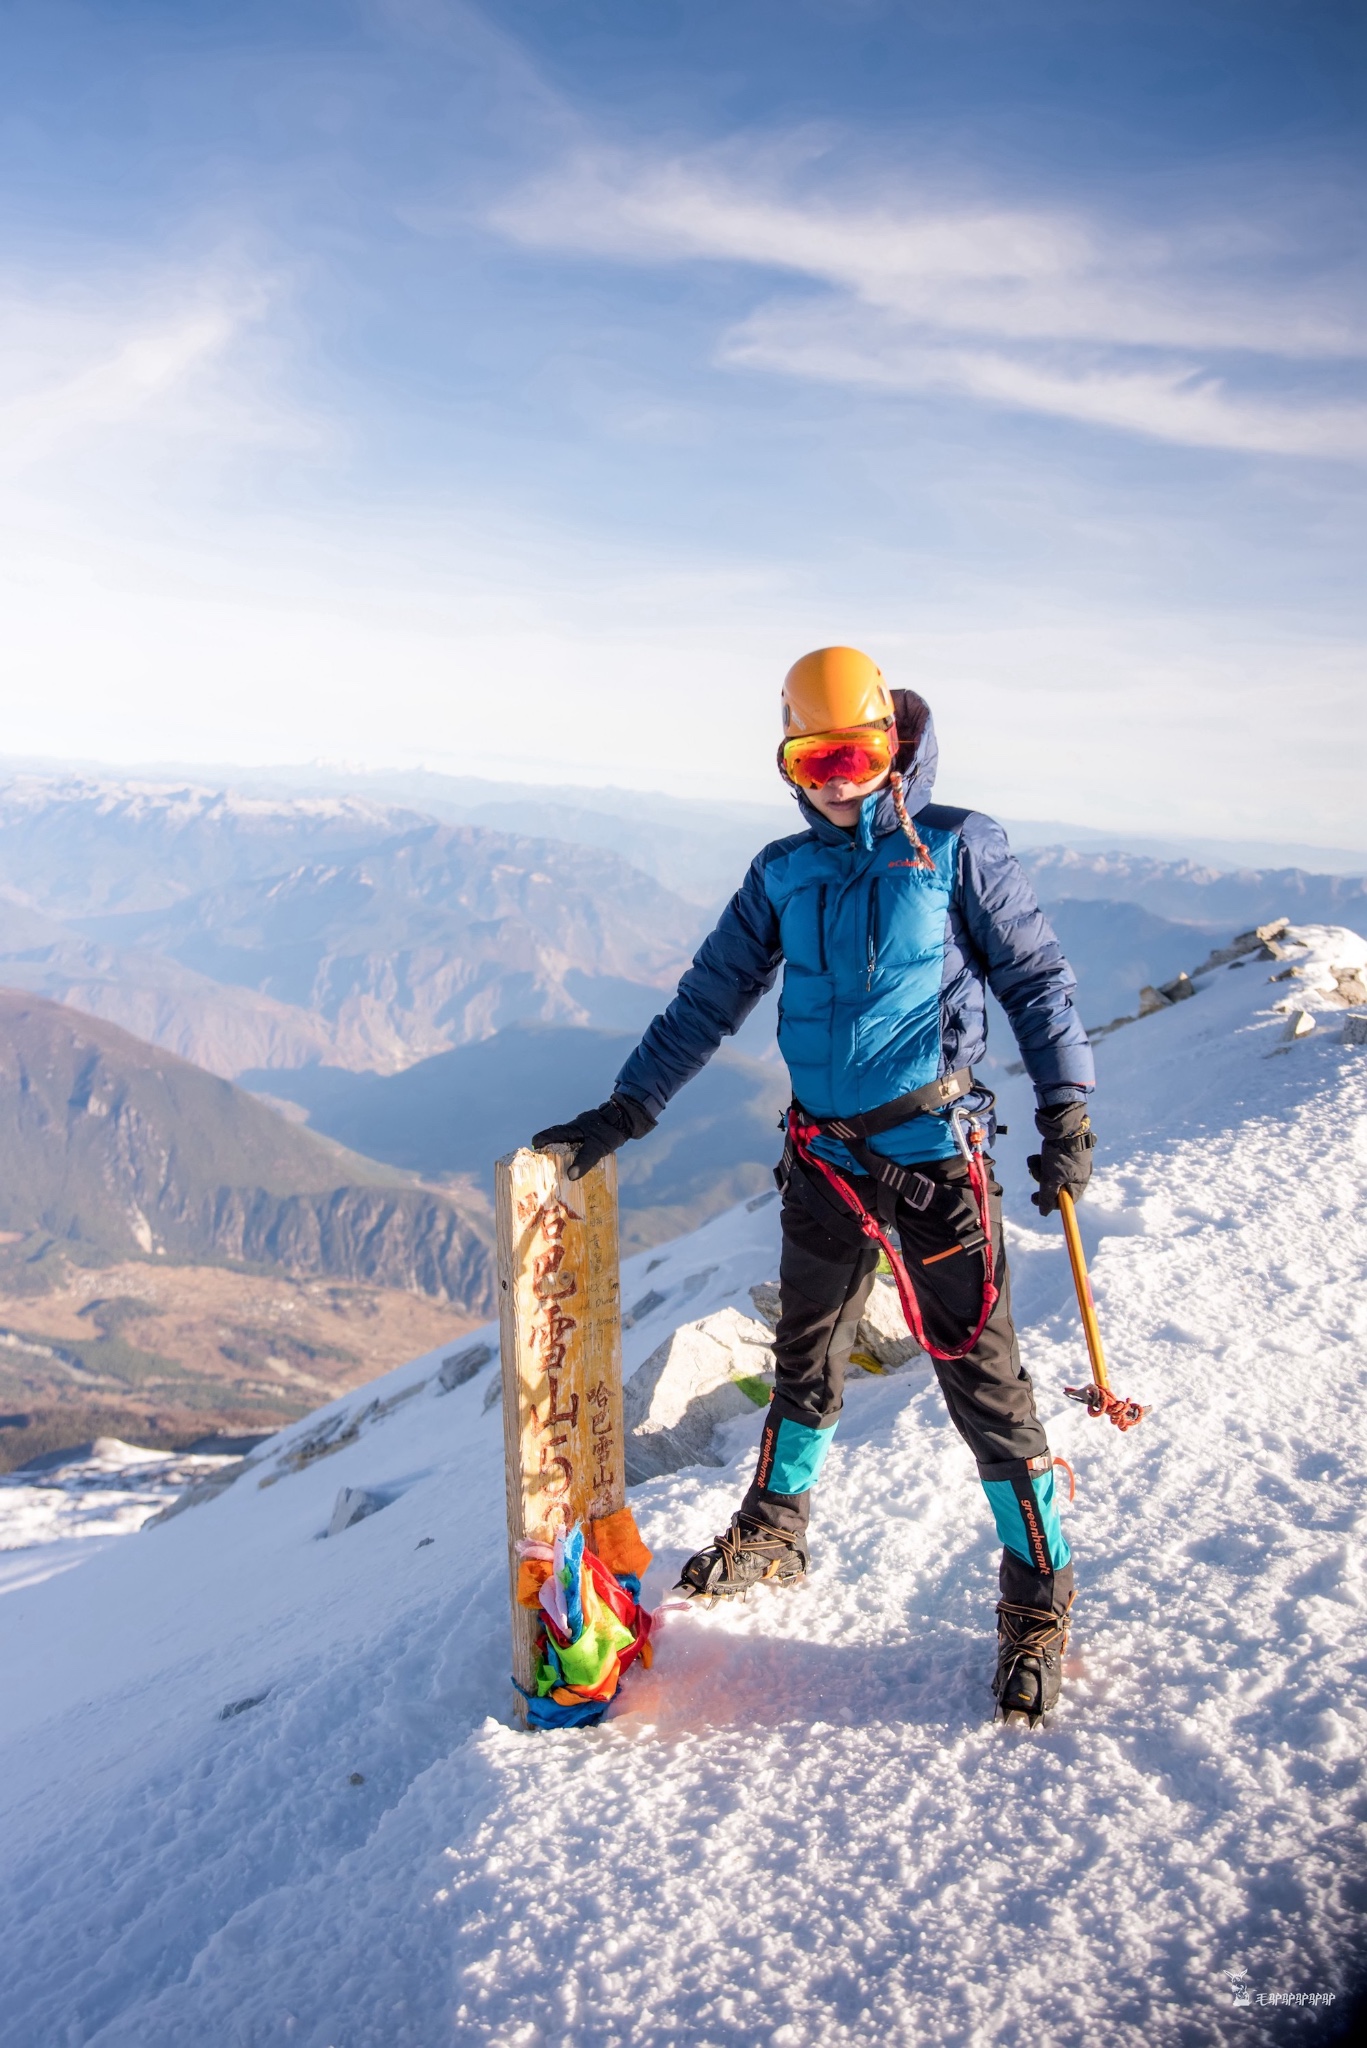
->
xmin=948 ymin=1104 xmax=977 ymax=1168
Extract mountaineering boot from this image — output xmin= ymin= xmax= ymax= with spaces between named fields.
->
xmin=992 ymin=1595 xmax=1074 ymax=1727
xmin=676 ymin=1516 xmax=809 ymax=1600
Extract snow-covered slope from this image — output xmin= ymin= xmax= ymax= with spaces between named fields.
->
xmin=2 ymin=928 xmax=1365 ymax=2044
xmin=0 ymin=1440 xmax=238 ymax=1590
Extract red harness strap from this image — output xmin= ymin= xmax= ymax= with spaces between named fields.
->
xmin=786 ymin=1107 xmax=999 ymax=1363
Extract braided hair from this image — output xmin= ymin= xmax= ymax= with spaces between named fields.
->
xmin=888 ymin=689 xmax=936 ymax=870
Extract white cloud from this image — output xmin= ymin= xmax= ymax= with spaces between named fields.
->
xmin=0 ymin=224 xmax=1361 ymax=847
xmin=0 ymin=264 xmax=319 ymax=475
xmin=723 ymin=302 xmax=1367 ymax=460
xmin=490 ymin=146 xmax=1367 ymax=456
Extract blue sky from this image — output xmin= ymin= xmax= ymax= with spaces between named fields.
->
xmin=1 ymin=0 xmax=1364 ymax=844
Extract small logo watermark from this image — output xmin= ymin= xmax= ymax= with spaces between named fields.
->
xmin=1228 ymin=1971 xmax=1336 ymax=2010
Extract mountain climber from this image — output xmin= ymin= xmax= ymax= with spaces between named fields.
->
xmin=532 ymin=647 xmax=1095 ymax=1725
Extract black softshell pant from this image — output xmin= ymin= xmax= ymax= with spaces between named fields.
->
xmin=740 ymin=1155 xmax=1074 ymax=1616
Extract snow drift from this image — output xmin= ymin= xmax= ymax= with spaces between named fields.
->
xmin=2 ymin=926 xmax=1365 ymax=2044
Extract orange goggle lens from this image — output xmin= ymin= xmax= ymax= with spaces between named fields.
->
xmin=781 ymin=724 xmax=894 ymax=791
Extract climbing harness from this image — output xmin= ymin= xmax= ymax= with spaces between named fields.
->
xmin=783 ymin=1080 xmax=999 ymax=1364
xmin=1058 ymin=1187 xmax=1145 ymax=1431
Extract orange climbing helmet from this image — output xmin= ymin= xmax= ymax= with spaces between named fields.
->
xmin=780 ymin=646 xmax=895 ymax=738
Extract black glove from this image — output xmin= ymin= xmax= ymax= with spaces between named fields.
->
xmin=1027 ymin=1102 xmax=1095 ymax=1216
xmin=531 ymin=1092 xmax=657 ymax=1181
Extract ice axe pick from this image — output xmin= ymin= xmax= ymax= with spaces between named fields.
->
xmin=1058 ymin=1187 xmax=1145 ymax=1431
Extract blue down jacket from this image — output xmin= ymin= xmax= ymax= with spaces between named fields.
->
xmin=615 ymin=707 xmax=1094 ymax=1166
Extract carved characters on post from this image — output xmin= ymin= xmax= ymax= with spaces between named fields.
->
xmin=511 ymin=1182 xmax=622 ymax=1536
xmin=586 ymin=1378 xmax=615 ymax=1503
xmin=522 ymin=1192 xmax=579 ymax=1528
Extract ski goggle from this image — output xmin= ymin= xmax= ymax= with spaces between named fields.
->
xmin=780 ymin=722 xmax=895 ymax=790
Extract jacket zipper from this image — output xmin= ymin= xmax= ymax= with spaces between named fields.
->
xmin=866 ymin=881 xmax=879 ymax=991
xmin=816 ymin=885 xmax=828 ymax=973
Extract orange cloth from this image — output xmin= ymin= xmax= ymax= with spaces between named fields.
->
xmin=516 ymin=1556 xmax=553 ymax=1609
xmin=586 ymin=1505 xmax=652 ymax=1581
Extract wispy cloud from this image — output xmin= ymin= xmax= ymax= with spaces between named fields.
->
xmin=724 ymin=302 xmax=1367 ymax=459
xmin=0 ymin=263 xmax=319 ymax=474
xmin=490 ymin=146 xmax=1367 ymax=457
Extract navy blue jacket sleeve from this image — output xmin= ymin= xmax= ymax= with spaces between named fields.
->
xmin=613 ymin=852 xmax=783 ymax=1121
xmin=957 ymin=814 xmax=1095 ymax=1099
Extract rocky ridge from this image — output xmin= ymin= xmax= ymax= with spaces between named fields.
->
xmin=0 ymin=990 xmax=492 ymax=1311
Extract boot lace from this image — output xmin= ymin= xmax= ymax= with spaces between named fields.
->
xmin=994 ymin=1594 xmax=1074 ymax=1696
xmin=689 ymin=1518 xmax=795 ymax=1593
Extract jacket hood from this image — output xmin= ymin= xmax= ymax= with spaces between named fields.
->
xmin=795 ymin=689 xmax=938 ymax=847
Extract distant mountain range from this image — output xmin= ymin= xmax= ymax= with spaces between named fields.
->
xmin=0 ymin=779 xmax=705 ymax=1075
xmin=0 ymin=766 xmax=798 ymax=914
xmin=3 ymin=767 xmax=1366 ymax=1266
xmin=0 ymin=991 xmax=492 ymax=1313
xmin=2 ymin=768 xmax=1363 ymax=1083
xmin=0 ymin=893 xmax=341 ymax=1074
xmin=0 ymin=781 xmax=426 ymax=916
xmin=1016 ymin=846 xmax=1367 ymax=933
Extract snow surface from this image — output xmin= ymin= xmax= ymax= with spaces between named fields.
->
xmin=0 ymin=1440 xmax=237 ymax=1595
xmin=2 ymin=926 xmax=1365 ymax=2044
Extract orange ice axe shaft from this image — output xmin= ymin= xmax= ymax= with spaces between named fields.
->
xmin=1058 ymin=1188 xmax=1145 ymax=1431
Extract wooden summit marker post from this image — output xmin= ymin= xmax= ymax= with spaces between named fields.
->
xmin=495 ymin=1146 xmax=625 ymax=1721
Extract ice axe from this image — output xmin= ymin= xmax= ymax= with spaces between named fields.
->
xmin=1058 ymin=1188 xmax=1145 ymax=1431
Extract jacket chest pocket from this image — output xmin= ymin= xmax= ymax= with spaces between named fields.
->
xmin=875 ymin=868 xmax=949 ymax=964
xmin=778 ymin=881 xmax=829 ymax=975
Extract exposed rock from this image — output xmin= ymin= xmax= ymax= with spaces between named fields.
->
xmin=1091 ymin=919 xmax=1299 ymax=1049
xmin=1344 ymin=1015 xmax=1367 ymax=1045
xmin=372 ymin=1380 xmax=426 ymax=1419
xmin=622 ymin=1280 xmax=925 ymax=1485
xmin=748 ymin=1282 xmax=781 ymax=1329
xmin=327 ymin=1486 xmax=386 ymax=1536
xmin=623 ymin=1308 xmax=775 ymax=1483
xmin=251 ymin=1379 xmax=423 ymax=1492
xmin=1137 ymin=985 xmax=1174 ymax=1016
xmin=1273 ymin=963 xmax=1367 ymax=1006
xmin=1269 ymin=936 xmax=1367 ymax=1014
xmin=144 ymin=1457 xmax=254 ymax=1526
xmin=1138 ymin=968 xmax=1198 ymax=1015
xmin=197 ymin=1185 xmax=492 ymax=1308
xmin=264 ymin=1403 xmax=377 ymax=1482
xmin=1193 ymin=918 xmax=1291 ymax=973
xmin=437 ymin=1341 xmax=494 ymax=1391
xmin=622 ymin=1289 xmax=667 ymax=1328
xmin=219 ymin=1692 xmax=269 ymax=1720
